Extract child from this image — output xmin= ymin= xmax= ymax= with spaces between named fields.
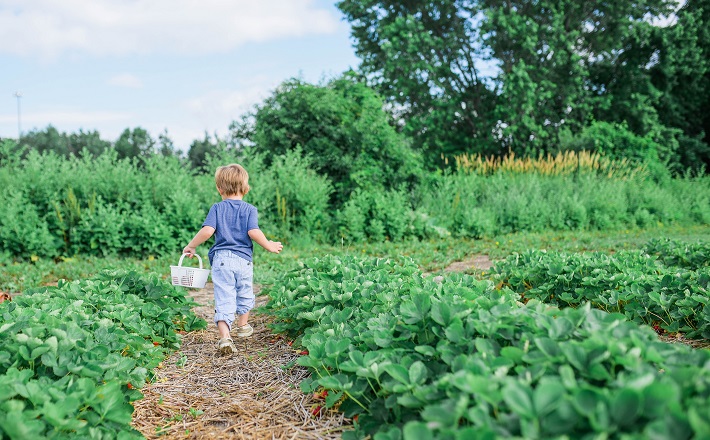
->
xmin=183 ymin=164 xmax=283 ymax=355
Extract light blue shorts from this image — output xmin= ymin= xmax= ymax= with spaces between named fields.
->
xmin=211 ymin=250 xmax=255 ymax=330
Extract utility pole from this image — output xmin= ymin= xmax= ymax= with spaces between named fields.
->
xmin=13 ymin=91 xmax=22 ymax=140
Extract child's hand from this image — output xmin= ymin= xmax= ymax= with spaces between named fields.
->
xmin=182 ymin=246 xmax=196 ymax=257
xmin=267 ymin=241 xmax=283 ymax=254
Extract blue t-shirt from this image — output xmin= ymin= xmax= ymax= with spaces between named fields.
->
xmin=202 ymin=199 xmax=259 ymax=264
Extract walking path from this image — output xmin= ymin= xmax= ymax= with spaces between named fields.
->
xmin=131 ymin=284 xmax=347 ymax=439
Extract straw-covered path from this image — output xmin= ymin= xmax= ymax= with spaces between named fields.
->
xmin=132 ymin=283 xmax=349 ymax=439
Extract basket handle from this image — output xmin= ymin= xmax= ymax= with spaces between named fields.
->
xmin=178 ymin=253 xmax=203 ymax=269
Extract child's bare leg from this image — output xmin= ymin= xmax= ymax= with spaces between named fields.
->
xmin=217 ymin=321 xmax=231 ymax=339
xmin=236 ymin=312 xmax=250 ymax=328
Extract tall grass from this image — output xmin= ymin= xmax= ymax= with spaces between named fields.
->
xmin=418 ymin=170 xmax=710 ymax=238
xmin=454 ymin=150 xmax=647 ymax=179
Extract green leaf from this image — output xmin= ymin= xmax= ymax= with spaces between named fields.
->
xmin=0 ymin=412 xmax=45 ymax=439
xmin=431 ymin=300 xmax=452 ymax=326
xmin=502 ymin=381 xmax=534 ymax=419
xmin=533 ymin=379 xmax=565 ymax=417
xmin=93 ymin=382 xmax=133 ymax=424
xmin=611 ymin=388 xmax=641 ymax=427
xmin=444 ymin=318 xmax=465 ymax=343
xmin=500 ymin=346 xmax=524 ymax=363
xmin=385 ymin=364 xmax=410 ymax=385
xmin=408 ymin=361 xmax=427 ymax=385
xmin=414 ymin=345 xmax=436 ymax=357
xmin=325 ymin=390 xmax=344 ymax=408
xmin=403 ymin=421 xmax=433 ymax=440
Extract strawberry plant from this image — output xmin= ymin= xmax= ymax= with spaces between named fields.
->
xmin=492 ymin=246 xmax=710 ymax=338
xmin=264 ymin=255 xmax=710 ymax=439
xmin=0 ymin=270 xmax=206 ymax=439
xmin=643 ymin=238 xmax=709 ymax=270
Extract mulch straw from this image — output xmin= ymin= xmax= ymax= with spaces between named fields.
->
xmin=131 ymin=284 xmax=350 ymax=439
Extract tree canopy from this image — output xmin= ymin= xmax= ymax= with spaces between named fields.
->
xmin=337 ymin=0 xmax=709 ymax=171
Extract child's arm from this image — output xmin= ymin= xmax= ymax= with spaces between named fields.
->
xmin=183 ymin=226 xmax=216 ymax=257
xmin=248 ymin=229 xmax=283 ymax=254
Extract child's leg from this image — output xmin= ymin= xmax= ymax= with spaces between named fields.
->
xmin=236 ymin=312 xmax=250 ymax=328
xmin=234 ymin=258 xmax=255 ymax=332
xmin=211 ymin=252 xmax=238 ymax=338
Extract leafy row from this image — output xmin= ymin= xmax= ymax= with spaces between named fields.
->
xmin=492 ymin=249 xmax=710 ymax=338
xmin=263 ymin=255 xmax=710 ymax=439
xmin=0 ymin=271 xmax=206 ymax=439
xmin=642 ymin=238 xmax=710 ymax=271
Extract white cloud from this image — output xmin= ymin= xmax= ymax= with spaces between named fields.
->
xmin=0 ymin=0 xmax=339 ymax=60
xmin=169 ymin=83 xmax=276 ymax=148
xmin=107 ymin=73 xmax=143 ymax=89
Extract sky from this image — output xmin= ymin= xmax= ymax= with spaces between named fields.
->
xmin=0 ymin=0 xmax=360 ymax=150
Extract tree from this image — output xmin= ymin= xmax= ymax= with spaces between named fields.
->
xmin=187 ymin=132 xmax=224 ymax=170
xmin=114 ymin=127 xmax=155 ymax=160
xmin=19 ymin=125 xmax=110 ymax=157
xmin=652 ymin=0 xmax=710 ymax=171
xmin=337 ymin=0 xmax=678 ymax=159
xmin=233 ymin=73 xmax=423 ymax=204
xmin=337 ymin=1 xmax=499 ymax=161
xmin=157 ymin=130 xmax=180 ymax=158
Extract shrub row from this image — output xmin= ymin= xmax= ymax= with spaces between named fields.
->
xmin=2 ymin=140 xmax=709 ymax=260
xmin=491 ymin=242 xmax=710 ymax=338
xmin=0 ymin=271 xmax=206 ymax=439
xmin=263 ymin=256 xmax=710 ymax=439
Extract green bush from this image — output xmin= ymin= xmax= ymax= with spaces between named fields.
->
xmin=419 ymin=171 xmax=710 ymax=237
xmin=337 ymin=188 xmax=420 ymax=242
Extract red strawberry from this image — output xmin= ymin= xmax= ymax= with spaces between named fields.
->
xmin=299 ymin=350 xmax=309 ymax=355
xmin=311 ymin=405 xmax=322 ymax=416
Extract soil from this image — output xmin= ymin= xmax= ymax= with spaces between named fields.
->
xmin=443 ymin=254 xmax=494 ymax=272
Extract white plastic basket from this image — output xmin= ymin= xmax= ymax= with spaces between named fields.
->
xmin=170 ymin=254 xmax=210 ymax=289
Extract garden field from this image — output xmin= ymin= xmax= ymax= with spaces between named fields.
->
xmin=1 ymin=225 xmax=709 ymax=439
xmin=3 ymin=0 xmax=710 ymax=435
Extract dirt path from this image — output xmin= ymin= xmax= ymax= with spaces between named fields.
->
xmin=442 ymin=254 xmax=493 ymax=272
xmin=132 ymin=283 xmax=348 ymax=439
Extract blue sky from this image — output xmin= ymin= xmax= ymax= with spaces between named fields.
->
xmin=0 ymin=0 xmax=360 ymax=150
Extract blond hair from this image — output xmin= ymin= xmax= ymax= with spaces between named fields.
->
xmin=215 ymin=164 xmax=250 ymax=196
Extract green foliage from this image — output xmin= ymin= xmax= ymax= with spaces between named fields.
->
xmin=337 ymin=0 xmax=688 ymax=163
xmin=0 ymin=270 xmax=206 ymax=439
xmin=19 ymin=126 xmax=111 ymax=158
xmin=419 ymin=170 xmax=710 ymax=237
xmin=337 ymin=1 xmax=499 ymax=160
xmin=559 ymin=121 xmax=674 ymax=176
xmin=114 ymin=127 xmax=156 ymax=160
xmin=1 ymin=137 xmax=708 ymax=260
xmin=492 ymin=242 xmax=710 ymax=337
xmin=652 ymin=0 xmax=710 ymax=172
xmin=264 ymin=255 xmax=710 ymax=439
xmin=240 ymin=73 xmax=423 ymax=203
xmin=0 ymin=192 xmax=61 ymax=259
xmin=187 ymin=133 xmax=225 ymax=170
xmin=337 ymin=188 xmax=427 ymax=242
xmin=642 ymin=238 xmax=710 ymax=270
